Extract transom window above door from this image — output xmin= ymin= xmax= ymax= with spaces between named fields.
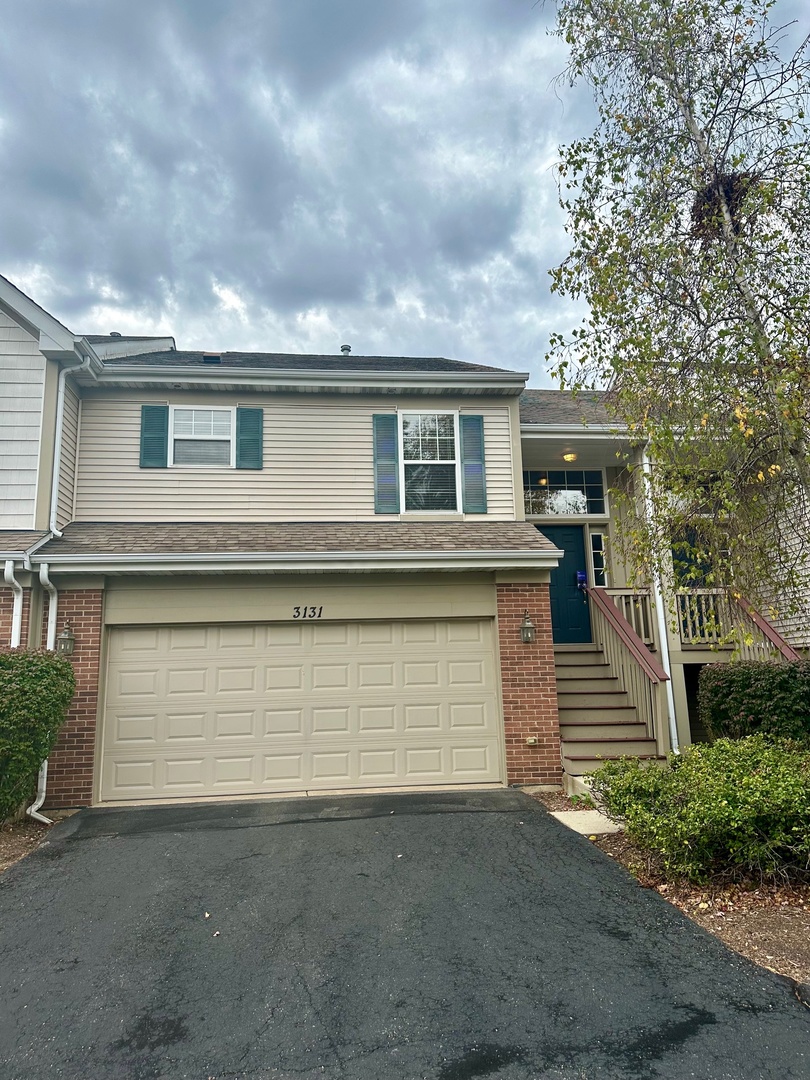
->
xmin=523 ymin=469 xmax=606 ymax=516
xmin=402 ymin=413 xmax=459 ymax=511
xmin=171 ymin=408 xmax=234 ymax=466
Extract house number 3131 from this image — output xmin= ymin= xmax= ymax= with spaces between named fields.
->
xmin=293 ymin=606 xmax=323 ymax=619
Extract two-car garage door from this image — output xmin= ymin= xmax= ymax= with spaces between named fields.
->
xmin=100 ymin=619 xmax=502 ymax=802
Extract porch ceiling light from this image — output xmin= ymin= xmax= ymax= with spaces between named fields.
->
xmin=562 ymin=452 xmax=577 ymax=462
xmin=56 ymin=622 xmax=76 ymax=656
xmin=520 ymin=610 xmax=536 ymax=644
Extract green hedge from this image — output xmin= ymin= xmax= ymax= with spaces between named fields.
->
xmin=0 ymin=649 xmax=76 ymax=822
xmin=698 ymin=660 xmax=810 ymax=742
xmin=589 ymin=736 xmax=810 ymax=882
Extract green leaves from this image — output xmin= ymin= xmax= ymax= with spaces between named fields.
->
xmin=548 ymin=0 xmax=810 ymax=614
xmin=0 ymin=650 xmax=76 ymax=822
xmin=590 ymin=736 xmax=810 ymax=882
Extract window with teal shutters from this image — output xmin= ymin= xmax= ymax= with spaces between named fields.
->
xmin=373 ymin=414 xmax=400 ymax=513
xmin=236 ymin=407 xmax=263 ymax=469
xmin=460 ymin=414 xmax=487 ymax=513
xmin=139 ymin=405 xmax=169 ymax=468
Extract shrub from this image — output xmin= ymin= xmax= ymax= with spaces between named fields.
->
xmin=698 ymin=660 xmax=810 ymax=743
xmin=589 ymin=736 xmax=810 ymax=883
xmin=0 ymin=649 xmax=76 ymax=822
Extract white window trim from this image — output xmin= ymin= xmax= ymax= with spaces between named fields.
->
xmin=168 ymin=405 xmax=236 ymax=468
xmin=589 ymin=529 xmax=610 ymax=587
xmin=523 ymin=466 xmax=610 ymax=519
xmin=398 ymin=410 xmax=462 ymax=514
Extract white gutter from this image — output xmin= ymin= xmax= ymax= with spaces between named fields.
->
xmin=94 ymin=366 xmax=529 ymax=395
xmin=39 ymin=563 xmax=58 ymax=651
xmin=641 ymin=451 xmax=679 ymax=754
xmin=27 ymin=564 xmax=59 ymax=824
xmin=49 ymin=355 xmax=92 ymax=537
xmin=3 ymin=560 xmax=23 ymax=647
xmin=32 ymin=548 xmax=564 ymax=576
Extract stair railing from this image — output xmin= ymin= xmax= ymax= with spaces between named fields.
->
xmin=585 ymin=586 xmax=670 ymax=748
xmin=604 ymin=588 xmax=655 ymax=646
xmin=675 ymin=589 xmax=801 ymax=661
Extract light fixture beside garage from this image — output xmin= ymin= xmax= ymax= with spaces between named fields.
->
xmin=520 ymin=610 xmax=536 ymax=644
xmin=56 ymin=621 xmax=76 ymax=656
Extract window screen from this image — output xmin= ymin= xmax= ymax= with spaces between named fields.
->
xmin=402 ymin=414 xmax=458 ymax=510
xmin=172 ymin=408 xmax=232 ymax=466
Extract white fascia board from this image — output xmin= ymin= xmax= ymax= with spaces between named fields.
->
xmin=0 ymin=274 xmax=75 ymax=349
xmin=94 ymin=367 xmax=529 ymax=395
xmin=520 ymin=425 xmax=626 ymax=436
xmin=31 ymin=549 xmax=562 ymax=574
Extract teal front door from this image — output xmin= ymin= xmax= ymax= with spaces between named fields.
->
xmin=539 ymin=525 xmax=592 ymax=644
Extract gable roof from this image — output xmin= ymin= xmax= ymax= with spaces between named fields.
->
xmin=520 ymin=390 xmax=612 ymax=427
xmin=82 ymin=335 xmax=173 ymax=345
xmin=102 ymin=350 xmax=512 ymax=374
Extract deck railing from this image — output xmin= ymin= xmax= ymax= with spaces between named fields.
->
xmin=586 ymin=587 xmax=670 ymax=750
xmin=675 ymin=589 xmax=801 ymax=661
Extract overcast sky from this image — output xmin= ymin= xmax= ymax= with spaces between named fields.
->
xmin=0 ymin=1 xmax=806 ymax=384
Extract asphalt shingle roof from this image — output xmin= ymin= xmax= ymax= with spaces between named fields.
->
xmin=519 ymin=390 xmax=612 ymax=426
xmin=36 ymin=521 xmax=557 ymax=557
xmin=101 ymin=351 xmax=514 ymax=374
xmin=0 ymin=530 xmax=48 ymax=556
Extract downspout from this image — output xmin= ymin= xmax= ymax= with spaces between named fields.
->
xmin=49 ymin=354 xmax=91 ymax=537
xmin=3 ymin=560 xmax=24 ymax=648
xmin=641 ymin=451 xmax=680 ymax=754
xmin=26 ymin=563 xmax=59 ymax=824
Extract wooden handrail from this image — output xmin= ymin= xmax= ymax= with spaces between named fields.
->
xmin=733 ymin=595 xmax=802 ymax=662
xmin=585 ymin=586 xmax=670 ymax=683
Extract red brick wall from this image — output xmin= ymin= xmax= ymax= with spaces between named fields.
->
xmin=0 ymin=586 xmax=32 ymax=648
xmin=497 ymin=582 xmax=561 ymax=786
xmin=44 ymin=589 xmax=103 ymax=807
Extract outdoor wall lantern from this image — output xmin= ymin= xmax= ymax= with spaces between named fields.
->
xmin=56 ymin=622 xmax=76 ymax=656
xmin=520 ymin=610 xmax=536 ymax=644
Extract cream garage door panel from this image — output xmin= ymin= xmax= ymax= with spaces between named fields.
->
xmin=101 ymin=620 xmax=501 ymax=801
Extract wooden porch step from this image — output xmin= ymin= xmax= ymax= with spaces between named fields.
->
xmin=561 ymin=737 xmax=658 ymax=757
xmin=560 ymin=721 xmax=650 ymax=740
xmin=558 ymin=705 xmax=639 ymax=724
xmin=557 ymin=691 xmax=630 ymax=709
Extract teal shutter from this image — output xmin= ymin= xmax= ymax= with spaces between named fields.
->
xmin=373 ymin=414 xmax=400 ymax=514
xmin=236 ymin=407 xmax=263 ymax=469
xmin=139 ymin=405 xmax=169 ymax=468
xmin=460 ymin=414 xmax=487 ymax=513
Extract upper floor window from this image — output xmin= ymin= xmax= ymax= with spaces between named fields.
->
xmin=402 ymin=413 xmax=458 ymax=511
xmin=140 ymin=404 xmax=263 ymax=470
xmin=171 ymin=408 xmax=234 ymax=466
xmin=372 ymin=412 xmax=487 ymax=515
xmin=524 ymin=469 xmax=606 ymax=516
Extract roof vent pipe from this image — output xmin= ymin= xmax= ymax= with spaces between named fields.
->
xmin=109 ymin=331 xmax=122 ymax=338
xmin=340 ymin=344 xmax=351 ymax=354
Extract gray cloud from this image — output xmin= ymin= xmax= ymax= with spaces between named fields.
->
xmin=7 ymin=0 xmax=793 ymax=383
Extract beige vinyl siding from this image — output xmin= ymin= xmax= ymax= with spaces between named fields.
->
xmin=0 ymin=311 xmax=45 ymax=528
xmin=75 ymin=392 xmax=516 ymax=522
xmin=56 ymin=379 xmax=80 ymax=528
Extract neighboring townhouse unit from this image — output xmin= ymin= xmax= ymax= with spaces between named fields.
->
xmin=1 ymin=274 xmax=801 ymax=808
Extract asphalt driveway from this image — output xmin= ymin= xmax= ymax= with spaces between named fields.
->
xmin=0 ymin=790 xmax=807 ymax=1080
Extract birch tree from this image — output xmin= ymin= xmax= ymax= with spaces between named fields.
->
xmin=548 ymin=0 xmax=810 ymax=620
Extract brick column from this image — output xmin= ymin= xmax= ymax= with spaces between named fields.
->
xmin=497 ymin=582 xmax=562 ymax=786
xmin=45 ymin=589 xmax=103 ymax=807
xmin=0 ymin=586 xmax=32 ymax=647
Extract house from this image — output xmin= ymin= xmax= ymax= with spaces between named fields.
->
xmin=0 ymin=275 xmax=800 ymax=808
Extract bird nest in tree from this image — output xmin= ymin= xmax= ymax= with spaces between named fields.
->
xmin=692 ymin=172 xmax=757 ymax=238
